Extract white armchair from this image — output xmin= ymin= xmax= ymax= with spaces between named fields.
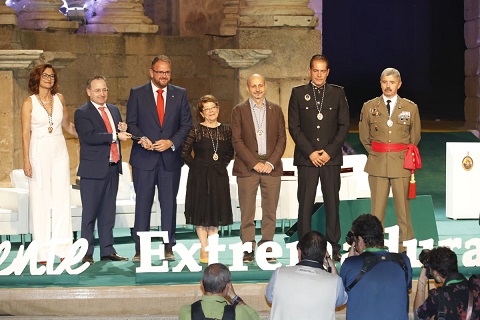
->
xmin=9 ymin=169 xmax=29 ymax=190
xmin=0 ymin=188 xmax=29 ymax=245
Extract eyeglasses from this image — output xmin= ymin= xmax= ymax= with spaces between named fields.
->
xmin=41 ymin=73 xmax=56 ymax=80
xmin=93 ymin=88 xmax=109 ymax=93
xmin=202 ymin=106 xmax=218 ymax=113
xmin=152 ymin=70 xmax=171 ymax=76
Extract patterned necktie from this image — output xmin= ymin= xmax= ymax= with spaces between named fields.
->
xmin=386 ymin=99 xmax=391 ymax=116
xmin=99 ymin=106 xmax=119 ymax=163
xmin=157 ymin=89 xmax=164 ymax=126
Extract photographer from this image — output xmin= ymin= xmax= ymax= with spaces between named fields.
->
xmin=179 ymin=263 xmax=260 ymax=319
xmin=340 ymin=214 xmax=412 ymax=320
xmin=265 ymin=231 xmax=347 ymax=320
xmin=414 ymin=246 xmax=480 ymax=320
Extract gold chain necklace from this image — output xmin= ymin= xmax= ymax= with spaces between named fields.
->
xmin=205 ymin=123 xmax=219 ymax=161
xmin=37 ymin=94 xmax=53 ymax=133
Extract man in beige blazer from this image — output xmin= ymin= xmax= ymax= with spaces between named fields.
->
xmin=231 ymin=74 xmax=287 ymax=263
xmin=359 ymin=68 xmax=421 ymax=252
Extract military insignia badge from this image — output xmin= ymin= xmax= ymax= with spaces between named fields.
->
xmin=305 ymin=94 xmax=311 ymax=101
xmin=462 ymin=153 xmax=474 ymax=171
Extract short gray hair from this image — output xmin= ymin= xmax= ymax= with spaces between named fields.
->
xmin=202 ymin=263 xmax=231 ymax=294
xmin=380 ymin=68 xmax=401 ymax=81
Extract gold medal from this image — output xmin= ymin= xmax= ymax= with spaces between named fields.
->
xmin=462 ymin=153 xmax=473 ymax=171
xmin=48 ymin=126 xmax=53 ymax=133
xmin=208 ymin=125 xmax=220 ymax=162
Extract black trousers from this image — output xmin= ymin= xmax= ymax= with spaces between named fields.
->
xmin=297 ymin=165 xmax=341 ymax=246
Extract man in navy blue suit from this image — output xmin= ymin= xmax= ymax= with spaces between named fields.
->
xmin=75 ymin=76 xmax=131 ymax=264
xmin=126 ymin=55 xmax=192 ymax=262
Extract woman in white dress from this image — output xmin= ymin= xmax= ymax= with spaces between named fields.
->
xmin=21 ymin=64 xmax=78 ymax=264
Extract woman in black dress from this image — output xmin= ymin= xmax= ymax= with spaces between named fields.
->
xmin=181 ymin=95 xmax=234 ymax=264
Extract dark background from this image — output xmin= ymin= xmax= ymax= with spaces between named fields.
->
xmin=323 ymin=0 xmax=465 ymax=121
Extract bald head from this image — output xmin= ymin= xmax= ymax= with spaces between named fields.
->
xmin=247 ymin=73 xmax=265 ymax=86
xmin=246 ymin=73 xmax=267 ymax=104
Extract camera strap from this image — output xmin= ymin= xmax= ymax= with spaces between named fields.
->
xmin=346 ymin=252 xmax=408 ymax=291
xmin=191 ymin=300 xmax=236 ymax=320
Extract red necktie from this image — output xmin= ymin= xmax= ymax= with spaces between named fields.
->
xmin=157 ymin=89 xmax=164 ymax=126
xmin=99 ymin=106 xmax=120 ymax=163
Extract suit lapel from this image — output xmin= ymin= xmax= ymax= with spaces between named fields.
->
xmin=265 ymin=100 xmax=274 ymax=154
xmin=87 ymin=102 xmax=108 ymax=131
xmin=106 ymin=103 xmax=120 ymax=126
xmin=145 ymin=84 xmax=161 ymax=127
xmin=392 ymin=96 xmax=404 ymax=119
xmin=242 ymin=100 xmax=257 ymax=138
xmin=163 ymin=84 xmax=176 ymax=126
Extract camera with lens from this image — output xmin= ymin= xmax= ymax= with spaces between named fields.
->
xmin=418 ymin=249 xmax=434 ymax=279
xmin=345 ymin=231 xmax=355 ymax=246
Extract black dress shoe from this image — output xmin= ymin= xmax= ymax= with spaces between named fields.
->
xmin=82 ymin=254 xmax=94 ymax=264
xmin=100 ymin=253 xmax=129 ymax=261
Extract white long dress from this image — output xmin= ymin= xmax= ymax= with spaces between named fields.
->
xmin=29 ymin=94 xmax=72 ymax=261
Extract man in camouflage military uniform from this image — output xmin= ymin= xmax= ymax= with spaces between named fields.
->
xmin=359 ymin=67 xmax=421 ymax=252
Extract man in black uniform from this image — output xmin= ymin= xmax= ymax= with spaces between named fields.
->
xmin=288 ymin=54 xmax=350 ymax=260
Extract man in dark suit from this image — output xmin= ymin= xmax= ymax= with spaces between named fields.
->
xmin=126 ymin=55 xmax=192 ymax=262
xmin=288 ymin=55 xmax=350 ymax=261
xmin=75 ymin=75 xmax=131 ymax=264
xmin=231 ymin=74 xmax=286 ymax=263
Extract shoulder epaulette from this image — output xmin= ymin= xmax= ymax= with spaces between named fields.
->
xmin=365 ymin=97 xmax=378 ymax=104
xmin=293 ymin=84 xmax=307 ymax=89
xmin=329 ymin=83 xmax=344 ymax=89
xmin=402 ymin=98 xmax=417 ymax=105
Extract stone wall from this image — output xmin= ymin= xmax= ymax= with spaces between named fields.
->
xmin=465 ymin=0 xmax=480 ymax=129
xmin=144 ymin=0 xmax=225 ymax=36
xmin=0 ymin=0 xmax=323 ymax=186
xmin=0 ymin=29 xmax=235 ymax=185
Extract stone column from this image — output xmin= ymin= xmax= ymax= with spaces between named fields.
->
xmin=219 ymin=0 xmax=240 ymax=36
xmin=79 ymin=0 xmax=158 ymax=34
xmin=465 ymin=0 xmax=480 ymax=129
xmin=238 ymin=0 xmax=318 ymax=28
xmin=0 ymin=2 xmax=16 ymax=25
xmin=308 ymin=0 xmax=323 ymax=32
xmin=15 ymin=0 xmax=79 ymax=31
xmin=0 ymin=50 xmax=43 ymax=185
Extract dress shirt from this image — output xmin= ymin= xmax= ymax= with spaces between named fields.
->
xmin=150 ymin=81 xmax=175 ymax=151
xmin=383 ymin=95 xmax=398 ymax=117
xmin=249 ymin=98 xmax=267 ymax=155
xmin=91 ymin=101 xmax=119 ymax=162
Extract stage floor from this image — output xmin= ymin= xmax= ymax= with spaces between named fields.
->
xmin=1 ymin=129 xmax=479 ymax=318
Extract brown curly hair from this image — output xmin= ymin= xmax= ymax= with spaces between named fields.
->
xmin=28 ymin=64 xmax=59 ymax=95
